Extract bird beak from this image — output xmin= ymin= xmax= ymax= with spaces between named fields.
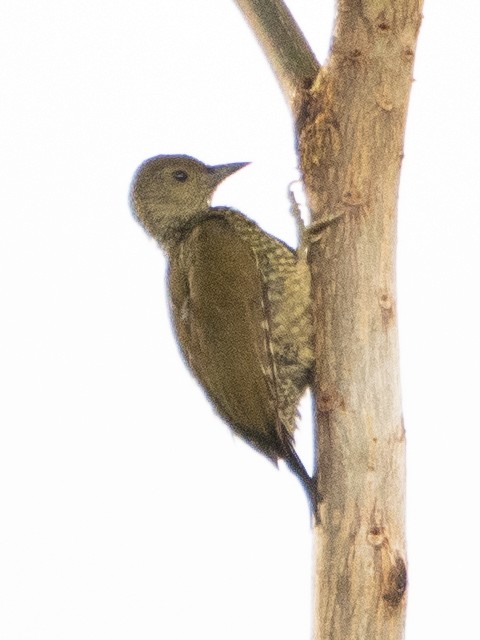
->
xmin=207 ymin=161 xmax=250 ymax=187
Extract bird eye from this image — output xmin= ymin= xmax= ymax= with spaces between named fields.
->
xmin=172 ymin=170 xmax=188 ymax=182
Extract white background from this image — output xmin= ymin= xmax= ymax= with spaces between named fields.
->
xmin=1 ymin=2 xmax=479 ymax=638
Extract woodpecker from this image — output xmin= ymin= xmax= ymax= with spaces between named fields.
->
xmin=130 ymin=154 xmax=315 ymax=512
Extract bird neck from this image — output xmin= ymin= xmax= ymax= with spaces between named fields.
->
xmin=152 ymin=207 xmax=222 ymax=253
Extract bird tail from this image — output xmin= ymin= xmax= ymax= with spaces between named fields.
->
xmin=283 ymin=439 xmax=320 ymax=524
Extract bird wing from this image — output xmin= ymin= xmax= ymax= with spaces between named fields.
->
xmin=168 ymin=215 xmax=282 ymax=461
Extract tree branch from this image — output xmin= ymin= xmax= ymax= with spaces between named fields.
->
xmin=297 ymin=2 xmax=424 ymax=638
xmin=233 ymin=0 xmax=320 ymax=109
xmin=232 ymin=0 xmax=424 ymax=637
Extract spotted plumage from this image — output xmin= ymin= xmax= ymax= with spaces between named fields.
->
xmin=130 ymin=154 xmax=315 ymax=509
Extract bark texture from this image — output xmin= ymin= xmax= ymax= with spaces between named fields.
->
xmin=297 ymin=3 xmax=422 ymax=638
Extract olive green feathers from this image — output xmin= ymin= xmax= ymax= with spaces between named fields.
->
xmin=130 ymin=154 xmax=315 ymax=506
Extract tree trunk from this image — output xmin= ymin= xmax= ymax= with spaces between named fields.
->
xmin=234 ymin=1 xmax=424 ymax=638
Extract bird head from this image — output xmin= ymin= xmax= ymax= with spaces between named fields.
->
xmin=130 ymin=154 xmax=249 ymax=247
